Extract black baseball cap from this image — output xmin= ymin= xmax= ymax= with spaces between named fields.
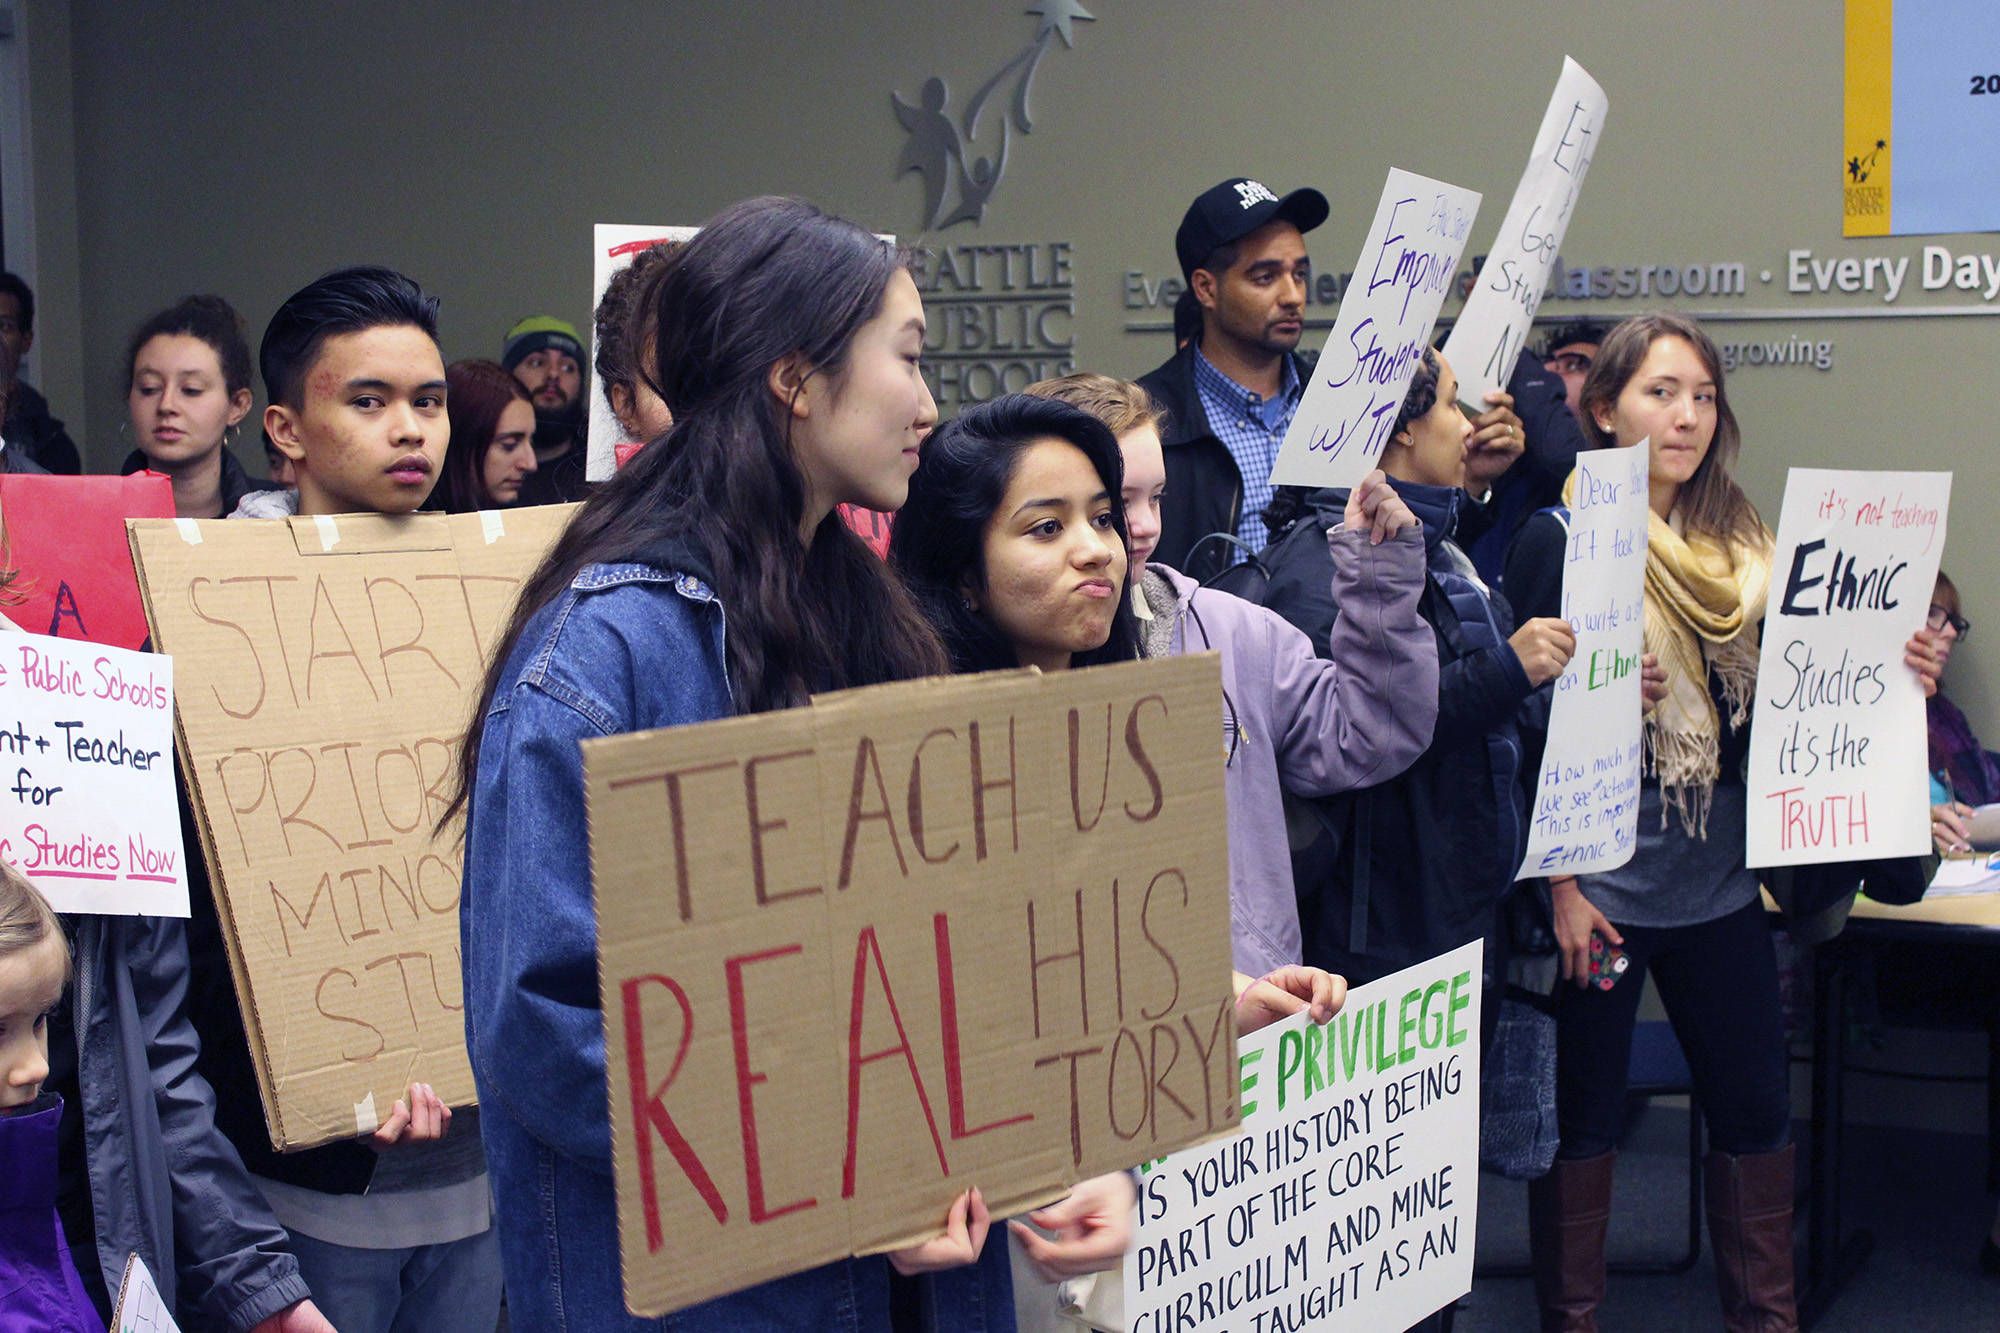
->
xmin=1174 ymin=178 xmax=1330 ymax=280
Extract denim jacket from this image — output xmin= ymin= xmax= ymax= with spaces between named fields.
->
xmin=463 ymin=553 xmax=1013 ymax=1331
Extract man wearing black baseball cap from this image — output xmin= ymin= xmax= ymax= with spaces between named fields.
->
xmin=1135 ymin=177 xmax=1328 ymax=579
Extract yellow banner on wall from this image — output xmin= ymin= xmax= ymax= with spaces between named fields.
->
xmin=1843 ymin=0 xmax=1892 ymax=236
xmin=1844 ymin=0 xmax=2000 ymax=237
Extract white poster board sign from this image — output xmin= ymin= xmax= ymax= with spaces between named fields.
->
xmin=586 ymin=224 xmax=700 ymax=481
xmin=1125 ymin=942 xmax=1482 ymax=1332
xmin=1269 ymin=170 xmax=1481 ymax=490
xmin=1746 ymin=468 xmax=1951 ymax=867
xmin=112 ymin=1252 xmax=183 ymax=1333
xmin=0 ymin=634 xmax=185 ymax=915
xmin=1518 ymin=445 xmax=1650 ymax=879
xmin=1442 ymin=57 xmax=1607 ymax=407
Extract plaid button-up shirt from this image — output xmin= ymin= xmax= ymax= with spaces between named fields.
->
xmin=1190 ymin=345 xmax=1304 ymax=557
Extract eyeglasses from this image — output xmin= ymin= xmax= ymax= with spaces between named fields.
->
xmin=1545 ymin=352 xmax=1592 ymax=376
xmin=1928 ymin=604 xmax=1971 ymax=639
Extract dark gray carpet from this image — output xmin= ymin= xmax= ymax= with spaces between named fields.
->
xmin=1458 ymin=1111 xmax=2000 ymax=1331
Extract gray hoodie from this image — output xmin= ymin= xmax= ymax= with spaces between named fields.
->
xmin=1138 ymin=524 xmax=1438 ymax=976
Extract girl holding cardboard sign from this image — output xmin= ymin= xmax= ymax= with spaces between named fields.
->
xmin=454 ymin=197 xmax=1033 ymax=1330
xmin=1505 ymin=313 xmax=1945 ymax=1332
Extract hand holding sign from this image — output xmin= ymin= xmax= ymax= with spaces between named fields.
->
xmin=1269 ymin=170 xmax=1480 ymax=491
xmin=1125 ymin=942 xmax=1484 ymax=1333
xmin=1516 ymin=445 xmax=1650 ymax=880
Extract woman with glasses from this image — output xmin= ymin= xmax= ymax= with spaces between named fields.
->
xmin=1926 ymin=571 xmax=1992 ymax=848
xmin=1918 ymin=571 xmax=2000 ymax=1276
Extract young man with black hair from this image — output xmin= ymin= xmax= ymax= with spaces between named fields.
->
xmin=0 ymin=271 xmax=80 ymax=474
xmin=1135 ymin=177 xmax=1327 ymax=581
xmin=499 ymin=314 xmax=590 ymax=503
xmin=193 ymin=266 xmax=502 ymax=1332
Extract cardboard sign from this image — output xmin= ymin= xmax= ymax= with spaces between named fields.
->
xmin=1126 ymin=942 xmax=1483 ymax=1333
xmin=1269 ymin=170 xmax=1480 ymax=491
xmin=1747 ymin=469 xmax=1950 ymax=867
xmin=587 ymin=224 xmax=701 ymax=481
xmin=127 ymin=506 xmax=573 ymax=1150
xmin=1442 ymin=57 xmax=1607 ymax=407
xmin=1517 ymin=446 xmax=1649 ymax=879
xmin=0 ymin=471 xmax=175 ymax=649
xmin=111 ymin=1252 xmax=183 ymax=1333
xmin=588 ymin=655 xmax=1236 ymax=1315
xmin=0 ymin=633 xmax=186 ymax=915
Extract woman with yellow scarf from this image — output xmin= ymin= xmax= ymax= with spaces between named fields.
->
xmin=1504 ymin=314 xmax=1943 ymax=1333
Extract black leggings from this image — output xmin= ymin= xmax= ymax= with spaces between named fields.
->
xmin=1553 ymin=898 xmax=1791 ymax=1159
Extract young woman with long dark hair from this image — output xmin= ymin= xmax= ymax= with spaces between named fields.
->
xmin=436 ymin=360 xmax=537 ymax=510
xmin=889 ymin=393 xmax=1356 ymax=1319
xmin=1505 ymin=313 xmax=1943 ymax=1332
xmin=452 ymin=197 xmax=1012 ymax=1330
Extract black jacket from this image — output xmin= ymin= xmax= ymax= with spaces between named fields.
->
xmin=1135 ymin=339 xmax=1314 ymax=582
xmin=121 ymin=447 xmax=276 ymax=517
xmin=1255 ymin=481 xmax=1541 ymax=985
xmin=1458 ymin=350 xmax=1588 ymax=586
xmin=4 ymin=382 xmax=80 ymax=475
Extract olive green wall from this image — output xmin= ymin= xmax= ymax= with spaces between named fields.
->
xmin=40 ymin=0 xmax=1999 ymax=736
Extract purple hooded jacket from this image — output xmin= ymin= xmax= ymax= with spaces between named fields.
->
xmin=0 ymin=1094 xmax=106 ymax=1333
xmin=1139 ymin=523 xmax=1438 ymax=976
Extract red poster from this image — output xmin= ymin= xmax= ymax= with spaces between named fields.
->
xmin=0 ymin=472 xmax=176 ymax=648
xmin=838 ymin=504 xmax=894 ymax=559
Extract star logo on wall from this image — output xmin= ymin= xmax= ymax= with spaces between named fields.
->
xmin=891 ymin=3 xmax=1098 ymax=231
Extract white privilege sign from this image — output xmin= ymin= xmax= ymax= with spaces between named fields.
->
xmin=1269 ymin=170 xmax=1480 ymax=491
xmin=586 ymin=224 xmax=700 ymax=481
xmin=112 ymin=1252 xmax=183 ymax=1333
xmin=1747 ymin=469 xmax=1950 ymax=867
xmin=1441 ymin=56 xmax=1607 ymax=408
xmin=1517 ymin=445 xmax=1650 ymax=879
xmin=0 ymin=634 xmax=185 ymax=915
xmin=1125 ymin=941 xmax=1482 ymax=1333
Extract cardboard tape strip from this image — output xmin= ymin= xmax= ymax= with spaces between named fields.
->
xmin=315 ymin=514 xmax=340 ymax=552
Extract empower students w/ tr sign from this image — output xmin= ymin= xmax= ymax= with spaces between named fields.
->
xmin=1269 ymin=169 xmax=1480 ymax=492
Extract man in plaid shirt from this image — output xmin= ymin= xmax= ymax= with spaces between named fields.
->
xmin=1137 ymin=177 xmax=1328 ymax=580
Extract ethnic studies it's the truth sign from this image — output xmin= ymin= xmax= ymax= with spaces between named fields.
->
xmin=1747 ymin=468 xmax=1949 ymax=867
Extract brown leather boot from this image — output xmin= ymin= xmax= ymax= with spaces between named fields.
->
xmin=1528 ymin=1151 xmax=1616 ymax=1332
xmin=1704 ymin=1145 xmax=1800 ymax=1332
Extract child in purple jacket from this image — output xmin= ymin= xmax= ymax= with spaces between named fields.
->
xmin=0 ymin=862 xmax=105 ymax=1333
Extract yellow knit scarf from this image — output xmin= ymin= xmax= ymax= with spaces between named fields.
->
xmin=1562 ymin=470 xmax=1772 ymax=834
